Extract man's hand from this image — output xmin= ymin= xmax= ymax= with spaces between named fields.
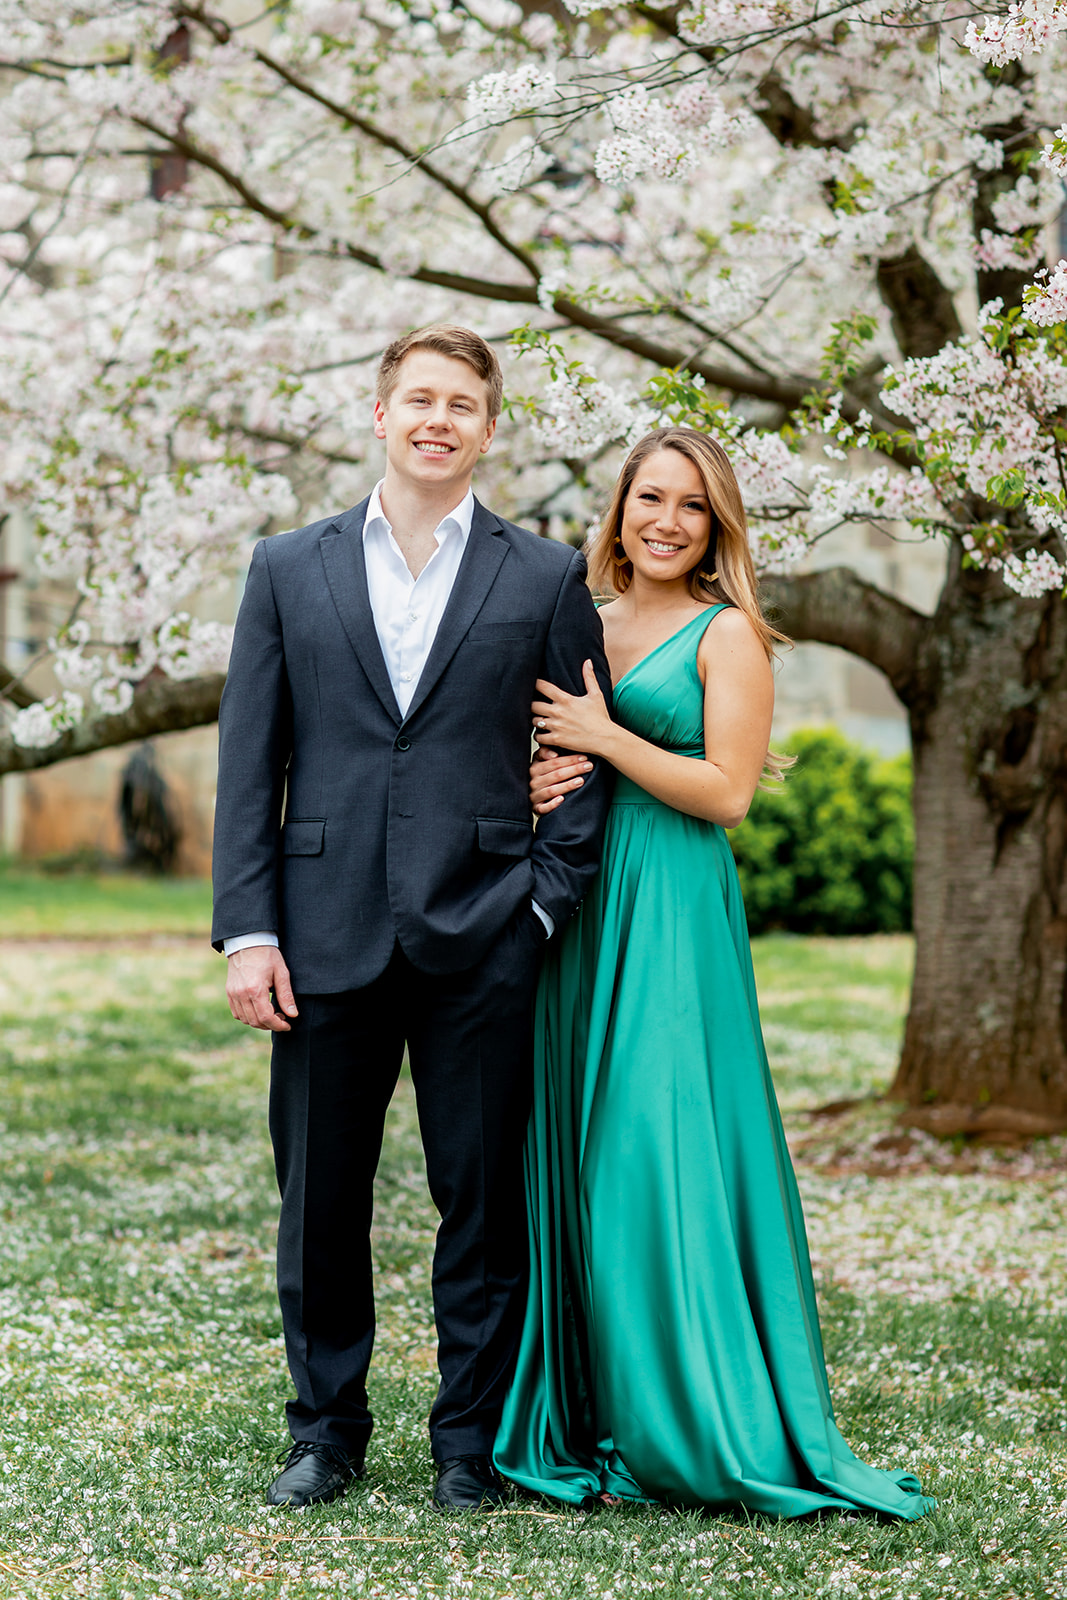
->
xmin=227 ymin=945 xmax=299 ymax=1032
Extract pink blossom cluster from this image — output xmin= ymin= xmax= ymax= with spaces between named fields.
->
xmin=964 ymin=0 xmax=1067 ymax=66
xmin=595 ymin=88 xmax=700 ymax=186
xmin=1025 ymin=261 xmax=1067 ymax=327
xmin=532 ymin=369 xmax=652 ymax=456
xmin=584 ymin=84 xmax=751 ymax=188
xmin=678 ymin=0 xmax=811 ymax=47
xmin=974 ymin=229 xmax=1043 ymax=270
xmin=807 ymin=465 xmax=941 ymax=527
xmin=757 ymin=531 xmax=811 ymax=574
xmin=1041 ymin=124 xmax=1067 ymax=174
xmin=998 ymin=548 xmax=1066 ymax=595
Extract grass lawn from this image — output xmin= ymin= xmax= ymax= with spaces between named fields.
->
xmin=0 ymin=884 xmax=1065 ymax=1598
xmin=0 ymin=864 xmax=213 ymax=938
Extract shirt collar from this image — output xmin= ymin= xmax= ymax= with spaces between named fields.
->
xmin=364 ymin=480 xmax=475 ymax=546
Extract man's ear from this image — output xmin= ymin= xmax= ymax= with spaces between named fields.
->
xmin=480 ymin=416 xmax=497 ymax=455
xmin=373 ymin=399 xmax=387 ymax=440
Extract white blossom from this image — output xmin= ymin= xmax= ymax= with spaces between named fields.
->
xmin=1000 ymin=548 xmax=1066 ymax=596
xmin=1040 ymin=123 xmax=1067 ymax=174
xmin=91 ymin=677 xmax=135 ymax=715
xmin=466 ymin=65 xmax=557 ymax=125
xmin=594 ymin=88 xmax=698 ymax=185
xmin=965 ymin=0 xmax=1067 ymax=66
xmin=756 ymin=530 xmax=810 ymax=574
xmin=974 ymin=229 xmax=1042 ymax=270
xmin=962 ymin=132 xmax=1006 ymax=172
xmin=9 ymin=692 xmax=84 ymax=749
xmin=1 ymin=0 xmax=1067 ymax=756
xmin=990 ymin=174 xmax=1051 ymax=232
xmin=53 ymin=646 xmax=102 ymax=690
xmin=1024 ymin=260 xmax=1067 ymax=326
xmin=534 ymin=374 xmax=647 ymax=454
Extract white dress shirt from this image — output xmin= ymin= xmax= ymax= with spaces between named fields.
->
xmin=225 ymin=483 xmax=551 ymax=956
xmin=363 ymin=480 xmax=473 ymax=717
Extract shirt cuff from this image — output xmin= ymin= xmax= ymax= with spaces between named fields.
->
xmin=531 ymin=900 xmax=555 ymax=940
xmin=223 ymin=932 xmax=280 ymax=956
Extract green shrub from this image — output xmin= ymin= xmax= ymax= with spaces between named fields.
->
xmin=729 ymin=727 xmax=913 ymax=936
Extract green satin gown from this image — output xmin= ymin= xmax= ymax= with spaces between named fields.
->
xmin=494 ymin=605 xmax=932 ymax=1519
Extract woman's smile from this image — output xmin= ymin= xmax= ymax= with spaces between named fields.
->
xmin=620 ymin=449 xmax=712 ymax=581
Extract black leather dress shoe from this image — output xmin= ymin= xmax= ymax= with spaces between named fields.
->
xmin=266 ymin=1441 xmax=363 ymax=1508
xmin=433 ymin=1454 xmax=507 ymax=1512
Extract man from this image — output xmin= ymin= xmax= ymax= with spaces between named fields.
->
xmin=211 ymin=325 xmax=612 ymax=1512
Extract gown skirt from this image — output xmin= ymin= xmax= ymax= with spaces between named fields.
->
xmin=493 ymin=606 xmax=932 ymax=1518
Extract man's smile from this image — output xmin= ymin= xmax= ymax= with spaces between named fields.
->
xmin=414 ymin=441 xmax=456 ymax=455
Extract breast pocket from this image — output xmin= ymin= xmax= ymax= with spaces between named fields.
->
xmin=467 ymin=620 xmax=539 ymax=643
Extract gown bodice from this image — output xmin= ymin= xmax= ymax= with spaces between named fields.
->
xmin=608 ymin=604 xmax=724 ymax=805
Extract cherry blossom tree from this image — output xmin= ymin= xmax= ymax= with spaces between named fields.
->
xmin=2 ymin=0 xmax=1067 ymax=1129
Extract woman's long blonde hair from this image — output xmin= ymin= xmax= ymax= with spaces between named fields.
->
xmin=588 ymin=426 xmax=794 ymax=787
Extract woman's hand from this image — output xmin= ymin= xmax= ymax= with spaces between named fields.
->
xmin=530 ymin=748 xmax=593 ymax=815
xmin=532 ymin=660 xmax=613 ymax=758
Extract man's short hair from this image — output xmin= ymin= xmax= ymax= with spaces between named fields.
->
xmin=376 ymin=325 xmax=504 ymax=420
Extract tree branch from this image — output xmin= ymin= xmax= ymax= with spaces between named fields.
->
xmin=133 ymin=116 xmax=884 ymax=425
xmin=760 ymin=566 xmax=927 ymax=702
xmin=628 ymin=4 xmax=962 ymax=365
xmin=176 ymin=3 xmax=542 ymax=282
xmin=0 ymin=663 xmax=39 ymax=710
xmin=0 ymin=673 xmax=224 ymax=777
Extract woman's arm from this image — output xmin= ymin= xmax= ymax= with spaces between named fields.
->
xmin=532 ymin=609 xmax=773 ymax=828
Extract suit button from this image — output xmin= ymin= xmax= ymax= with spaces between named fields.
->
xmin=395 ymin=735 xmax=411 ymax=751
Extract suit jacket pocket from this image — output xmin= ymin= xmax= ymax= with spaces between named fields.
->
xmin=282 ymin=819 xmax=326 ymax=856
xmin=467 ymin=620 xmax=538 ymax=642
xmin=476 ymin=816 xmax=533 ymax=857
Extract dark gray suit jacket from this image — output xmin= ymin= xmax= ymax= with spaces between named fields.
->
xmin=211 ymin=496 xmax=613 ymax=992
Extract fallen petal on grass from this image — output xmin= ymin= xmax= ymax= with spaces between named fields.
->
xmin=0 ymin=924 xmax=1064 ymax=1597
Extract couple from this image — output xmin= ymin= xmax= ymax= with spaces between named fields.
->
xmin=212 ymin=323 xmax=931 ymax=1521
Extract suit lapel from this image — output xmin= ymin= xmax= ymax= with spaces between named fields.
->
xmin=403 ymin=499 xmax=507 ymax=724
xmin=319 ymin=498 xmax=402 ymax=725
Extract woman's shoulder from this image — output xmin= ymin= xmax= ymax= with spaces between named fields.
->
xmin=697 ymin=602 xmax=768 ymax=665
xmin=700 ymin=601 xmax=757 ymax=638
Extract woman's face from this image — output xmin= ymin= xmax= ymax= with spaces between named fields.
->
xmin=618 ymin=449 xmax=712 ymax=587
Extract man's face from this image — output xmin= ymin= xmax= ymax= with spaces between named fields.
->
xmin=373 ymin=350 xmax=496 ymax=493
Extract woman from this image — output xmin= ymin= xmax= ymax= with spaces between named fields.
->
xmin=492 ymin=427 xmax=932 ymax=1519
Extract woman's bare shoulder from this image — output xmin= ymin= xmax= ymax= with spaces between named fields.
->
xmin=701 ymin=604 xmax=763 ymax=647
xmin=698 ymin=605 xmax=770 ymax=686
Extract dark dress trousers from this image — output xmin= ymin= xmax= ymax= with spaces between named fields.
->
xmin=211 ymin=496 xmax=612 ymax=1463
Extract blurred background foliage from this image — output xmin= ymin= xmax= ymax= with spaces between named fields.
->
xmin=730 ymin=728 xmax=913 ymax=937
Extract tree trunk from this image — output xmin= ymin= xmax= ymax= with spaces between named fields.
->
xmin=765 ymin=565 xmax=1067 ymax=1133
xmin=892 ymin=560 xmax=1067 ymax=1134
